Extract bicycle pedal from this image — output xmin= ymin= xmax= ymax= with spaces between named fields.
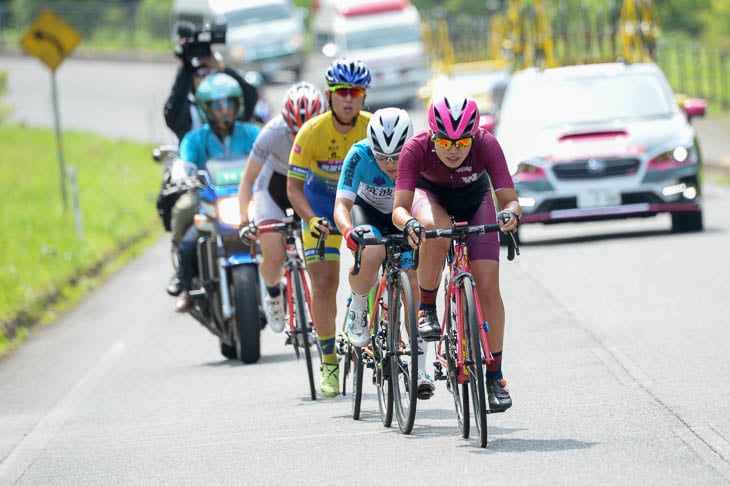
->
xmin=417 ymin=390 xmax=434 ymax=400
xmin=188 ymin=289 xmax=206 ymax=300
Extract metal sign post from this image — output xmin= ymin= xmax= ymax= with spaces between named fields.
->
xmin=19 ymin=8 xmax=83 ymax=210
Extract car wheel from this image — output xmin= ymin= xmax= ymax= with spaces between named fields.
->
xmin=671 ymin=210 xmax=703 ymax=233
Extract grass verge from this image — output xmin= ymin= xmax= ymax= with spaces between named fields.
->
xmin=0 ymin=124 xmax=163 ymax=357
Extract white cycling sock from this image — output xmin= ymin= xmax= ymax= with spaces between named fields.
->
xmin=350 ymin=291 xmax=369 ymax=313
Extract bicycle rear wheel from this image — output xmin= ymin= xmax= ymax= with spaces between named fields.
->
xmin=372 ymin=294 xmax=393 ymax=427
xmin=462 ymin=278 xmax=488 ymax=447
xmin=445 ymin=290 xmax=469 ymax=438
xmin=293 ymin=268 xmax=317 ymax=400
xmin=389 ymin=271 xmax=418 ymax=434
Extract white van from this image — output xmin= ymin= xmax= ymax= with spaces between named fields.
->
xmin=311 ymin=0 xmax=429 ymax=108
xmin=170 ymin=0 xmax=306 ymax=80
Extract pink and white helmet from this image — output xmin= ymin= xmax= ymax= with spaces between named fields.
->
xmin=428 ymin=96 xmax=480 ymax=139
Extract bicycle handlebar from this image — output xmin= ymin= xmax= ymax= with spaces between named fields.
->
xmin=424 ymin=220 xmax=520 ymax=261
xmin=351 ymin=232 xmax=418 ymax=276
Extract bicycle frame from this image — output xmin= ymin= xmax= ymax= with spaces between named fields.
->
xmin=436 ymin=230 xmax=493 ymax=385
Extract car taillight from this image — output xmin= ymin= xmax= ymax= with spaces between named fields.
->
xmin=513 ymin=162 xmax=547 ymax=182
xmin=648 ymin=146 xmax=697 ymax=171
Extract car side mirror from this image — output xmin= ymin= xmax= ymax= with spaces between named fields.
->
xmin=682 ymin=97 xmax=707 ymax=121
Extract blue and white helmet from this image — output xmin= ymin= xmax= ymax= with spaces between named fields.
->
xmin=325 ymin=58 xmax=371 ymax=88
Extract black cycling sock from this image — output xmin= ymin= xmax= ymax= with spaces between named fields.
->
xmin=418 ymin=286 xmax=439 ymax=308
xmin=486 ymin=350 xmax=503 ymax=380
xmin=266 ymin=284 xmax=281 ymax=297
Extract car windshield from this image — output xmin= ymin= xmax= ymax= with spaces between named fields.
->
xmin=345 ymin=24 xmax=421 ymax=50
xmin=499 ymin=71 xmax=675 ymax=132
xmin=224 ymin=5 xmax=290 ymax=25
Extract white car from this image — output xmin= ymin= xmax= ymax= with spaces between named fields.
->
xmin=494 ymin=62 xmax=706 ymax=233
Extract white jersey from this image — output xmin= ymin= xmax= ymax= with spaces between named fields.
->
xmin=250 ymin=115 xmax=294 ymax=223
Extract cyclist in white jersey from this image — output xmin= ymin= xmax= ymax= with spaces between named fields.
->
xmin=238 ymin=82 xmax=326 ymax=332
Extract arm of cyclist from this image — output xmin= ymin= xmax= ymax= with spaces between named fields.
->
xmin=237 ymin=153 xmax=264 ymax=241
xmin=494 ymin=187 xmax=522 ymax=234
xmin=333 ymin=196 xmax=361 ymax=252
xmin=286 ymin=177 xmax=331 ymax=238
xmin=393 ymin=188 xmax=424 ymax=249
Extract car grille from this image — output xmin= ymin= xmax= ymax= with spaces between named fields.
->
xmin=552 ymin=158 xmax=640 ymax=180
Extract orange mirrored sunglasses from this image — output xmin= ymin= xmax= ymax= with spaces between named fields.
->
xmin=432 ymin=136 xmax=473 ymax=150
xmin=330 ymin=86 xmax=366 ymax=99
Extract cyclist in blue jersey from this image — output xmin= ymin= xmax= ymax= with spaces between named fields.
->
xmin=334 ymin=108 xmax=436 ymax=398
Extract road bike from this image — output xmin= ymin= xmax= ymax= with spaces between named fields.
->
xmin=427 ymin=218 xmax=519 ymax=447
xmin=337 ymin=231 xmax=419 ymax=434
xmin=254 ymin=212 xmax=327 ymax=400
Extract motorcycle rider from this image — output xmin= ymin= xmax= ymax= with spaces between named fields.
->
xmin=173 ymin=73 xmax=260 ymax=312
xmin=237 ymin=82 xmax=327 ymax=333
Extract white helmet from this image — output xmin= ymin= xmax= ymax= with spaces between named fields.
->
xmin=367 ymin=107 xmax=413 ymax=156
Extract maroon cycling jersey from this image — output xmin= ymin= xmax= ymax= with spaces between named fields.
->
xmin=395 ymin=128 xmax=514 ymax=192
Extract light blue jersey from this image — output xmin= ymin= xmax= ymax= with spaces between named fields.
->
xmin=180 ymin=121 xmax=260 ymax=170
xmin=336 ymin=139 xmax=395 ymax=215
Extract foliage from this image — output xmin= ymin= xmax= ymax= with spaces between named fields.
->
xmin=0 ymin=124 xmax=162 ymax=329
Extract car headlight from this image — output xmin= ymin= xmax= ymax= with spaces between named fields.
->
xmin=648 ymin=145 xmax=698 ymax=170
xmin=513 ymin=161 xmax=547 ymax=182
xmin=217 ymin=196 xmax=241 ymax=227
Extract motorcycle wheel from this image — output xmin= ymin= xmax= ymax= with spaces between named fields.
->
xmin=232 ymin=265 xmax=261 ymax=364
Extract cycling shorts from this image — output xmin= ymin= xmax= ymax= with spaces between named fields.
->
xmin=252 ymin=170 xmax=289 ymax=224
xmin=412 ymin=184 xmax=500 ymax=261
xmin=351 ymin=198 xmax=413 ymax=269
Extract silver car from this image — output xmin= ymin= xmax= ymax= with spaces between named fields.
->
xmin=494 ymin=62 xmax=706 ymax=233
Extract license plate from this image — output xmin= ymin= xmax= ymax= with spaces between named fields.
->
xmin=577 ymin=188 xmax=621 ymax=208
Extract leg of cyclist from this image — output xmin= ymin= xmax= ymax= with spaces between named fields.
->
xmin=411 ymin=189 xmax=450 ymax=341
xmin=468 ymin=199 xmax=511 ymax=412
xmin=346 ymin=238 xmax=382 ymax=347
xmin=307 ymin=259 xmax=340 ymax=396
xmin=252 ymin=187 xmax=290 ymax=334
xmin=259 ymin=230 xmax=287 ymax=332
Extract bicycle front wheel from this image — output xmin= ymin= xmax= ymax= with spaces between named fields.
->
xmin=293 ymin=267 xmax=317 ymax=400
xmin=389 ymin=271 xmax=418 ymax=434
xmin=462 ymin=278 xmax=488 ymax=447
xmin=373 ymin=293 xmax=393 ymax=427
xmin=445 ymin=290 xmax=469 ymax=438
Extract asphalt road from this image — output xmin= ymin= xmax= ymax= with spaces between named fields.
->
xmin=1 ymin=56 xmax=730 ymax=484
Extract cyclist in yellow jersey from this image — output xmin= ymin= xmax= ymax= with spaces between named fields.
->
xmin=287 ymin=58 xmax=372 ymax=397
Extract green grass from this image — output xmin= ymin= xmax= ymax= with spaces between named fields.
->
xmin=0 ymin=124 xmax=163 ymax=354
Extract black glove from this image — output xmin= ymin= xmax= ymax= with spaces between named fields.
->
xmin=238 ymin=222 xmax=256 ymax=245
xmin=496 ymin=210 xmax=520 ymax=225
xmin=403 ymin=217 xmax=425 ymax=245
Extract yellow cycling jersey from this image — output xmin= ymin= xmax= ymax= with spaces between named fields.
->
xmin=288 ymin=111 xmax=372 ymax=211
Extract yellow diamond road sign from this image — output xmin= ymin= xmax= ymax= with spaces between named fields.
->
xmin=20 ymin=8 xmax=83 ymax=71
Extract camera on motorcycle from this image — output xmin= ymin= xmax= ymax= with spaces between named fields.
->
xmin=174 ymin=18 xmax=227 ymax=63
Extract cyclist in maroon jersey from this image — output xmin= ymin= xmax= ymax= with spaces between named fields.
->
xmin=392 ymin=95 xmax=521 ymax=412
